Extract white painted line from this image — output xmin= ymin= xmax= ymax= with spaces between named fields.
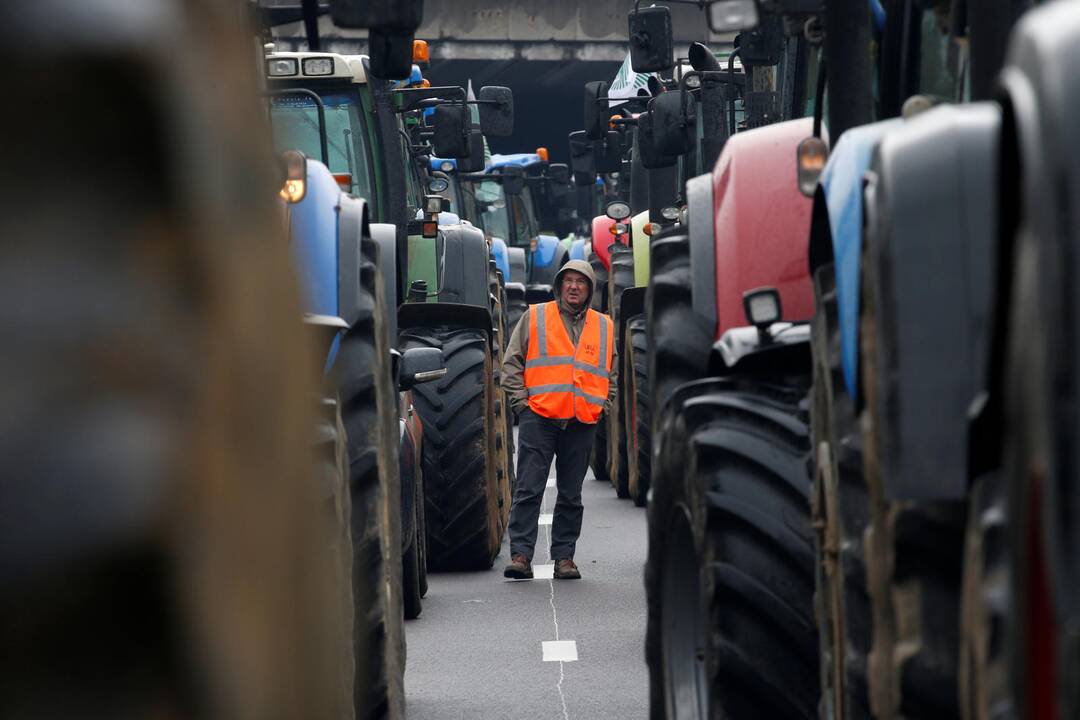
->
xmin=546 ymin=478 xmax=556 ymax=488
xmin=538 ymin=513 xmax=553 ymax=525
xmin=542 ymin=640 xmax=578 ymax=662
xmin=534 ymin=563 xmax=555 ymax=579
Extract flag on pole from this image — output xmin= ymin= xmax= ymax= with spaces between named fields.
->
xmin=608 ymin=52 xmax=651 ymax=107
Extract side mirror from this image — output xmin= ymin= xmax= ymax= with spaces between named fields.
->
xmin=628 ymin=5 xmax=674 ymax=73
xmin=584 ymin=81 xmax=609 ymax=140
xmin=329 ymin=0 xmax=423 ymax=30
xmin=636 ymin=112 xmax=676 ymax=169
xmin=595 ymin=131 xmax=623 ymax=173
xmin=433 ymin=104 xmax=469 ymax=158
xmin=568 ymin=130 xmax=597 ymax=183
xmin=501 ymin=166 xmax=525 ymax=196
xmin=478 ymin=86 xmax=514 ymax=137
xmin=650 ymin=90 xmax=694 ymax=156
xmin=706 ymin=1 xmax=760 ymax=33
xmin=368 ymin=30 xmax=415 ymax=80
xmin=548 ymin=163 xmax=570 ymax=184
xmin=398 ymin=346 xmax=446 ymax=390
xmin=547 ymin=163 xmax=570 ymax=199
xmin=457 ymin=128 xmax=486 ymax=173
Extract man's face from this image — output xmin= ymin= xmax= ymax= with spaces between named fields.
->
xmin=560 ymin=270 xmax=590 ymax=310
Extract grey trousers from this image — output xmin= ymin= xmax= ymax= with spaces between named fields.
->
xmin=507 ymin=408 xmax=597 ymax=561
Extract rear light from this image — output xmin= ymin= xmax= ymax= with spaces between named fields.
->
xmin=609 ymin=223 xmax=627 ymax=235
xmin=422 ymin=221 xmax=438 ymax=238
xmin=279 ymin=149 xmax=307 ymax=203
xmin=332 ymin=173 xmax=352 ymax=192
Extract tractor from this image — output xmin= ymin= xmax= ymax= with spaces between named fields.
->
xmin=721 ymin=1 xmax=1080 ymax=717
xmin=1 ymin=0 xmax=355 ymax=716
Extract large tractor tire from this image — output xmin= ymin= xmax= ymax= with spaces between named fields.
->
xmin=625 ymin=314 xmax=651 ymax=507
xmin=645 ymin=232 xmax=712 ymax=428
xmin=646 ymin=377 xmax=819 ymax=719
xmin=400 ymin=326 xmax=506 ymax=570
xmin=489 ymin=263 xmax=515 ymax=508
xmin=959 ymin=470 xmax=1011 ymax=720
xmin=337 ymin=238 xmax=405 ymax=719
xmin=314 ymin=397 xmax=356 ymax=700
xmin=607 ymin=242 xmax=635 ymax=499
xmin=809 ymin=265 xmax=872 ymax=720
xmin=401 ymin=412 xmax=425 ymax=621
xmin=591 ymin=412 xmax=612 ymax=483
xmin=859 ymin=254 xmax=966 ymax=720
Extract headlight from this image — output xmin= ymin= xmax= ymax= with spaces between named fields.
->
xmin=685 ymin=74 xmax=701 ymax=89
xmin=302 ymin=57 xmax=334 ymax=76
xmin=266 ymin=58 xmax=298 ymax=77
xmin=440 ymin=160 xmax=455 ymax=172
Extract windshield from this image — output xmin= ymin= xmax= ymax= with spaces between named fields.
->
xmin=468 ymin=179 xmax=510 ymax=242
xmin=516 ymin=191 xmax=538 ymax=244
xmin=270 ymin=90 xmax=374 ymax=202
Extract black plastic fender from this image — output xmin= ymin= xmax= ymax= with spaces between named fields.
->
xmin=398 ymin=302 xmax=493 ymax=343
xmin=619 ymin=286 xmax=647 ymax=351
xmin=864 ymin=103 xmax=1000 ymax=502
xmin=524 ymin=284 xmax=553 ymax=304
xmin=685 ymin=172 xmax=716 ymax=335
xmin=435 ymin=222 xmax=490 ymax=308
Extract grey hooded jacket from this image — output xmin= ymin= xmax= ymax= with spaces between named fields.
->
xmin=500 ymin=259 xmax=618 ymax=420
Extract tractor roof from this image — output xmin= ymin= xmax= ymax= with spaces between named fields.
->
xmin=489 ymin=153 xmax=542 ymax=170
xmin=265 ymin=51 xmax=367 ymax=84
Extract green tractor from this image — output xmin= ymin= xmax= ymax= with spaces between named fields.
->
xmin=264 ymin=36 xmax=517 ymax=572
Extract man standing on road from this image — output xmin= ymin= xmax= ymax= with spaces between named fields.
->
xmin=500 ymin=259 xmax=617 ymax=580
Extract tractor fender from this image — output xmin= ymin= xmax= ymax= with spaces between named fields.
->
xmin=591 ymin=214 xmax=614 ymax=271
xmin=507 ymin=247 xmax=527 ymax=285
xmin=816 ymin=119 xmax=903 ymax=400
xmin=569 ymin=238 xmax=586 ymax=261
xmin=398 ymin=302 xmax=493 ymax=343
xmin=489 ymin=236 xmax=510 ymax=282
xmin=370 ymin=222 xmax=399 ymax=340
xmin=289 ymin=159 xmax=342 ymax=318
xmin=865 ymin=103 xmax=1000 ymax=502
xmin=686 ymin=172 xmax=716 ymax=334
xmin=338 ymin=195 xmax=371 ymax=326
xmin=630 ymin=210 xmax=650 ymax=287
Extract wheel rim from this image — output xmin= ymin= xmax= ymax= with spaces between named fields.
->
xmin=662 ymin=509 xmax=708 ymax=719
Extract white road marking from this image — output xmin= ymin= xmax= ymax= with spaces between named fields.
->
xmin=534 ymin=563 xmax=555 ymax=579
xmin=546 ymin=478 xmax=556 ymax=488
xmin=539 ymin=513 xmax=553 ymax=525
xmin=542 ymin=640 xmax=579 ymax=662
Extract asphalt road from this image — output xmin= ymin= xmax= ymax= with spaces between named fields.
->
xmin=405 ymin=457 xmax=650 ymax=720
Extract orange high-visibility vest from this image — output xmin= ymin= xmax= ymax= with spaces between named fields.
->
xmin=524 ymin=301 xmax=613 ymax=423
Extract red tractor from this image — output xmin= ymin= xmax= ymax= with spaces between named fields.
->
xmin=644 ymin=117 xmax=820 ymax=719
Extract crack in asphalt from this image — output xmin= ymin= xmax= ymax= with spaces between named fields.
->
xmin=543 ymin=479 xmax=571 ymax=720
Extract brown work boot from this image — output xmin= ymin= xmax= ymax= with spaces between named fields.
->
xmin=503 ymin=553 xmax=533 ymax=579
xmin=553 ymin=558 xmax=581 ymax=580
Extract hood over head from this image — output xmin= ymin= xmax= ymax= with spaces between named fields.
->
xmin=552 ymin=259 xmax=597 ymax=308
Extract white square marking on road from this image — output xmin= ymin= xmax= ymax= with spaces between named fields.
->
xmin=533 ymin=563 xmax=555 ymax=579
xmin=538 ymin=513 xmax=553 ymax=525
xmin=546 ymin=478 xmax=556 ymax=488
xmin=542 ymin=640 xmax=578 ymax=662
